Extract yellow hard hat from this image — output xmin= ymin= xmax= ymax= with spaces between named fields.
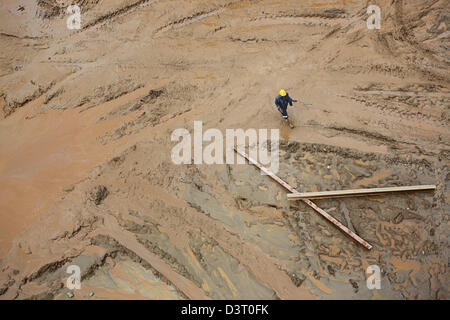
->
xmin=279 ymin=89 xmax=286 ymax=96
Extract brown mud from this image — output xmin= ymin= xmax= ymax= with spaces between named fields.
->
xmin=0 ymin=0 xmax=448 ymax=299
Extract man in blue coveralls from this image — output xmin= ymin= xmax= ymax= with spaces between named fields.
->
xmin=275 ymin=89 xmax=297 ymax=128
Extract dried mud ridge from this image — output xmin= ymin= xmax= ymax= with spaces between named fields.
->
xmin=81 ymin=0 xmax=155 ymax=31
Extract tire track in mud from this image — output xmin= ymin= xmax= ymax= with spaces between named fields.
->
xmin=154 ymin=10 xmax=219 ymax=35
xmin=248 ymin=9 xmax=349 ymax=27
xmin=228 ymin=11 xmax=351 ymax=43
xmin=309 ymin=0 xmax=449 ymax=84
xmin=327 ymin=124 xmax=448 ymax=157
xmin=0 ymin=32 xmax=49 ymax=41
xmin=337 ymin=93 xmax=449 ymax=128
xmin=247 ymin=16 xmax=348 ymax=28
xmin=152 ymin=0 xmax=253 ymax=36
xmin=360 ymin=90 xmax=450 ymax=98
xmin=80 ymin=0 xmax=160 ymax=31
xmin=327 ymin=63 xmax=410 ymax=79
xmin=154 ymin=6 xmax=351 ymax=36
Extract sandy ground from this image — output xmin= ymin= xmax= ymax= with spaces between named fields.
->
xmin=0 ymin=0 xmax=448 ymax=299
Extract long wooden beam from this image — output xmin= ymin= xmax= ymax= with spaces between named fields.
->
xmin=234 ymin=148 xmax=372 ymax=250
xmin=287 ymin=185 xmax=436 ymax=200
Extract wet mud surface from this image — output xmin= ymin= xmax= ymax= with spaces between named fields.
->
xmin=0 ymin=0 xmax=448 ymax=299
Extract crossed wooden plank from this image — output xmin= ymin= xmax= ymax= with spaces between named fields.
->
xmin=234 ymin=148 xmax=372 ymax=250
xmin=287 ymin=185 xmax=436 ymax=200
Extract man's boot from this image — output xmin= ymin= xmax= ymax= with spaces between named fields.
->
xmin=286 ymin=118 xmax=294 ymax=129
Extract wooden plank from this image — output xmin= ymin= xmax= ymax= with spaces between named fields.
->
xmin=287 ymin=185 xmax=436 ymax=200
xmin=234 ymin=148 xmax=373 ymax=250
